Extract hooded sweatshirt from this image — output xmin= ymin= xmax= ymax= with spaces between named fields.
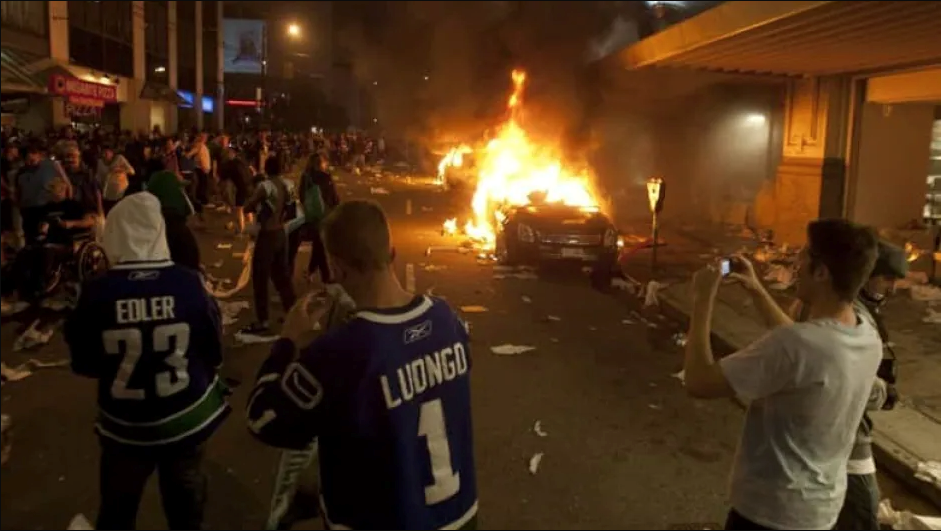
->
xmin=66 ymin=191 xmax=229 ymax=447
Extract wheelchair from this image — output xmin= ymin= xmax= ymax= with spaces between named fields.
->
xmin=10 ymin=230 xmax=109 ymax=300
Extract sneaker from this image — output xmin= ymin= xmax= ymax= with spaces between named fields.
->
xmin=234 ymin=322 xmax=279 ymax=344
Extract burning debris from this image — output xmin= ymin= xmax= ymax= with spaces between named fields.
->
xmin=438 ymin=69 xmax=604 ymax=252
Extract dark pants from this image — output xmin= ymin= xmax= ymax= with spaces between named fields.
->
xmin=287 ymin=223 xmax=331 ymax=283
xmin=253 ymin=228 xmax=296 ymax=323
xmin=20 ymin=205 xmax=43 ymax=244
xmin=189 ymin=169 xmax=209 ymax=214
xmin=725 ymin=509 xmax=773 ymax=530
xmin=835 ymin=473 xmax=880 ymax=530
xmin=97 ymin=441 xmax=207 ymax=530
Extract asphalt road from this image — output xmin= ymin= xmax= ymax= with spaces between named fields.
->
xmin=1 ymin=169 xmax=936 ymax=530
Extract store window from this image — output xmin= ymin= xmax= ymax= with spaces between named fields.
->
xmin=145 ymin=0 xmax=169 ymax=83
xmin=926 ymin=108 xmax=941 ymax=225
xmin=177 ymin=1 xmax=196 ymax=92
xmin=67 ymin=1 xmax=133 ymax=78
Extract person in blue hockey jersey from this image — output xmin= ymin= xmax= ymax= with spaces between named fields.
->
xmin=247 ymin=199 xmax=479 ymax=530
xmin=64 ymin=191 xmax=230 ymax=530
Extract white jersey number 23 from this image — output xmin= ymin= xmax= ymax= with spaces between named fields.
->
xmin=102 ymin=323 xmax=191 ymax=400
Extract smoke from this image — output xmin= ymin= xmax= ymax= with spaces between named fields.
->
xmin=335 ymin=1 xmax=622 ymax=144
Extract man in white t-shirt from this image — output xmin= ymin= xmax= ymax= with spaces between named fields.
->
xmin=186 ymin=132 xmax=212 ymax=217
xmin=683 ymin=219 xmax=882 ymax=530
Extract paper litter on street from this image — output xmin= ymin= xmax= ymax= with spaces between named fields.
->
xmin=491 ymin=344 xmax=536 ymax=356
xmin=460 ymin=305 xmax=488 ymax=313
xmin=216 ymin=243 xmax=233 ymax=250
xmin=67 ymin=514 xmax=94 ymax=530
xmin=763 ymin=264 xmax=796 ymax=290
xmin=672 ymin=332 xmax=688 ymax=347
xmin=914 ymin=460 xmax=941 ymax=488
xmin=423 ymin=264 xmax=447 ymax=272
xmin=671 ymin=370 xmax=686 ymax=385
xmin=1 ymin=358 xmax=70 ymax=384
xmin=234 ymin=331 xmax=280 ymax=345
xmin=218 ymin=300 xmax=250 ymax=326
xmin=369 ymin=187 xmax=391 ymax=195
xmin=910 ymin=284 xmax=941 ymax=303
xmin=528 ymin=453 xmax=544 ymax=475
xmin=13 ymin=319 xmax=55 ymax=352
xmin=622 ymin=319 xmax=634 ymax=325
xmin=521 ymin=296 xmax=531 ymax=303
xmin=924 ymin=308 xmax=941 ymax=324
xmin=878 ymin=499 xmax=941 ymax=530
xmin=611 ymin=277 xmax=635 ymax=292
xmin=545 ymin=315 xmax=561 ymax=322
xmin=211 ymin=260 xmax=224 ymax=268
xmin=533 ymin=421 xmax=548 ymax=437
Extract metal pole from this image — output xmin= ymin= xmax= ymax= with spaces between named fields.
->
xmin=651 ymin=210 xmax=659 ymax=275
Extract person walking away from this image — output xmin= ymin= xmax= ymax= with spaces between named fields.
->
xmin=239 ymin=156 xmax=297 ymax=339
xmin=247 ymin=200 xmax=479 ymax=530
xmin=162 ymin=137 xmax=181 ymax=178
xmin=291 ymin=153 xmax=339 ymax=284
xmin=218 ymin=147 xmax=252 ymax=235
xmin=64 ymin=192 xmax=229 ymax=530
xmin=682 ymin=219 xmax=883 ymax=530
xmin=186 ymin=132 xmax=212 ymax=221
xmin=789 ymin=241 xmax=907 ymax=530
xmin=146 ymin=170 xmax=201 ymax=272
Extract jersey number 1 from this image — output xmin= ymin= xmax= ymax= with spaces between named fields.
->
xmin=102 ymin=323 xmax=191 ymax=400
xmin=418 ymin=399 xmax=461 ymax=505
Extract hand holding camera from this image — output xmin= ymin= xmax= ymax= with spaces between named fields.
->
xmin=722 ymin=254 xmax=761 ymax=292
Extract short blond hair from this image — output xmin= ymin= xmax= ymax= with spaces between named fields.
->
xmin=321 ymin=200 xmax=392 ymax=273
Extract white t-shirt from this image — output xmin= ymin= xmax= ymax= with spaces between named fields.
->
xmin=719 ymin=316 xmax=882 ymax=530
xmin=193 ymin=143 xmax=211 ymax=172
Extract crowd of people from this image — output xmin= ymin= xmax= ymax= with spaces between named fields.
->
xmin=1 ymin=123 xmax=912 ymax=530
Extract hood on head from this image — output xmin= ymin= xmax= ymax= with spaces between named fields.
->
xmin=103 ymin=192 xmax=171 ymax=265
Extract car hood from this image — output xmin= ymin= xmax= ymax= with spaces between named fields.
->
xmin=511 ymin=204 xmax=612 ymax=233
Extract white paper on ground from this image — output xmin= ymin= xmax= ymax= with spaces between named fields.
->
xmin=545 ymin=315 xmax=561 ymax=322
xmin=924 ymin=308 xmax=941 ymax=324
xmin=491 ymin=344 xmax=536 ymax=356
xmin=611 ymin=278 xmax=634 ymax=292
xmin=643 ymin=281 xmax=662 ymax=307
xmin=671 ymin=370 xmax=686 ymax=385
xmin=216 ymin=243 xmax=233 ymax=250
xmin=234 ymin=331 xmax=280 ymax=344
xmin=878 ymin=499 xmax=941 ymax=530
xmin=528 ymin=453 xmax=544 ymax=475
xmin=1 ymin=362 xmax=32 ymax=382
xmin=521 ymin=295 xmax=531 ymax=303
xmin=910 ymin=284 xmax=941 ymax=303
xmin=914 ymin=460 xmax=941 ymax=488
xmin=460 ymin=305 xmax=488 ymax=313
xmin=533 ymin=421 xmax=548 ymax=437
xmin=370 ymin=187 xmax=390 ymax=195
xmin=210 ymin=243 xmax=254 ymax=299
xmin=423 ymin=264 xmax=447 ymax=272
xmin=67 ymin=514 xmax=94 ymax=530
xmin=218 ymin=300 xmax=251 ymax=326
xmin=13 ymin=319 xmax=55 ymax=352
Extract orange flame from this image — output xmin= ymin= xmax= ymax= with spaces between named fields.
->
xmin=439 ymin=69 xmax=600 ymax=250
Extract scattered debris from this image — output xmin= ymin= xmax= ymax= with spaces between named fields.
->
xmin=544 ymin=315 xmax=561 ymax=322
xmin=67 ymin=514 xmax=94 ymax=530
xmin=672 ymin=332 xmax=688 ymax=347
xmin=216 ymin=243 xmax=233 ymax=250
xmin=490 ymin=344 xmax=536 ymax=356
xmin=909 ymin=284 xmax=941 ymax=303
xmin=421 ymin=206 xmax=434 ymax=212
xmin=423 ymin=264 xmax=447 ymax=272
xmin=1 ymin=358 xmax=69 ymax=384
xmin=369 ymin=187 xmax=390 ymax=195
xmin=588 ymin=326 xmax=597 ymax=331
xmin=914 ymin=460 xmax=941 ymax=488
xmin=460 ymin=305 xmax=488 ymax=313
xmin=611 ymin=277 xmax=635 ymax=293
xmin=672 ymin=370 xmax=686 ymax=385
xmin=642 ymin=281 xmax=663 ymax=307
xmin=521 ymin=296 xmax=531 ymax=303
xmin=878 ymin=499 xmax=941 ymax=530
xmin=0 ymin=300 xmax=29 ymax=316
xmin=648 ymin=404 xmax=662 ymax=410
xmin=622 ymin=319 xmax=634 ymax=325
xmin=234 ymin=332 xmax=279 ymax=345
xmin=533 ymin=421 xmax=548 ymax=438
xmin=425 ymin=246 xmax=470 ymax=257
xmin=13 ymin=319 xmax=55 ymax=351
xmin=528 ymin=453 xmax=544 ymax=475
xmin=763 ymin=264 xmax=796 ymax=290
xmin=211 ymin=260 xmax=224 ymax=268
xmin=549 ymin=338 xmax=559 ymax=343
xmin=218 ymin=300 xmax=250 ymax=326
xmin=41 ymin=295 xmax=75 ymax=312
xmin=493 ymin=265 xmax=516 ymax=273
xmin=924 ymin=308 xmax=941 ymax=324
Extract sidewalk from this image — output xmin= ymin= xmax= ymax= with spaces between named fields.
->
xmin=620 ymin=222 xmax=941 ymax=508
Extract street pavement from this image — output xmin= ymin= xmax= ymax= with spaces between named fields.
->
xmin=0 ymin=169 xmax=937 ymax=530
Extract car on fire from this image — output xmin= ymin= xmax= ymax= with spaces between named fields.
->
xmin=495 ymin=193 xmax=621 ymax=286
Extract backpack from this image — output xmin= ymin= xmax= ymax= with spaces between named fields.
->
xmin=302 ymin=172 xmax=326 ymax=222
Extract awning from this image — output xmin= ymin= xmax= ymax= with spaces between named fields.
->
xmin=140 ymin=81 xmax=188 ymax=105
xmin=1 ymin=48 xmax=47 ymax=94
xmin=619 ymin=1 xmax=941 ymax=76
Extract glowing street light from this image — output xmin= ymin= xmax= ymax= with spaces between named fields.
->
xmin=287 ymin=23 xmax=301 ymax=37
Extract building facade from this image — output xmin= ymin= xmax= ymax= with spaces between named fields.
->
xmin=1 ymin=0 xmax=225 ymax=134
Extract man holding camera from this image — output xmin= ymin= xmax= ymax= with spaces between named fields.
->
xmin=789 ymin=240 xmax=906 ymax=530
xmin=683 ymin=219 xmax=883 ymax=530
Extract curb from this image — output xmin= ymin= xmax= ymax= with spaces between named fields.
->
xmin=629 ymin=274 xmax=941 ymax=510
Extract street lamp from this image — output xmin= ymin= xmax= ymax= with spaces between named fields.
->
xmin=646 ymin=177 xmax=666 ymax=273
xmin=287 ymin=23 xmax=300 ymax=38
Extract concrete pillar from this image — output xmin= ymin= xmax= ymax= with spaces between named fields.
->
xmin=47 ymin=1 xmax=71 ymax=128
xmin=194 ymin=0 xmax=204 ymax=130
xmin=753 ymin=76 xmax=852 ymax=244
xmin=168 ymin=1 xmax=179 ymax=134
xmin=120 ymin=0 xmax=150 ymax=133
xmin=216 ymin=0 xmax=225 ymax=131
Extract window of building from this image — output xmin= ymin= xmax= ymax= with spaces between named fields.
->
xmin=67 ymin=1 xmax=134 ymax=77
xmin=1 ymin=0 xmax=47 ymax=35
xmin=145 ymin=0 xmax=168 ymax=83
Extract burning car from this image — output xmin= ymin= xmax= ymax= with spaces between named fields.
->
xmin=496 ymin=193 xmax=620 ymax=283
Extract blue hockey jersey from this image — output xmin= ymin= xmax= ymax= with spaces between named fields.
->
xmin=247 ymin=295 xmax=478 ymax=530
xmin=65 ymin=191 xmax=229 ymax=448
